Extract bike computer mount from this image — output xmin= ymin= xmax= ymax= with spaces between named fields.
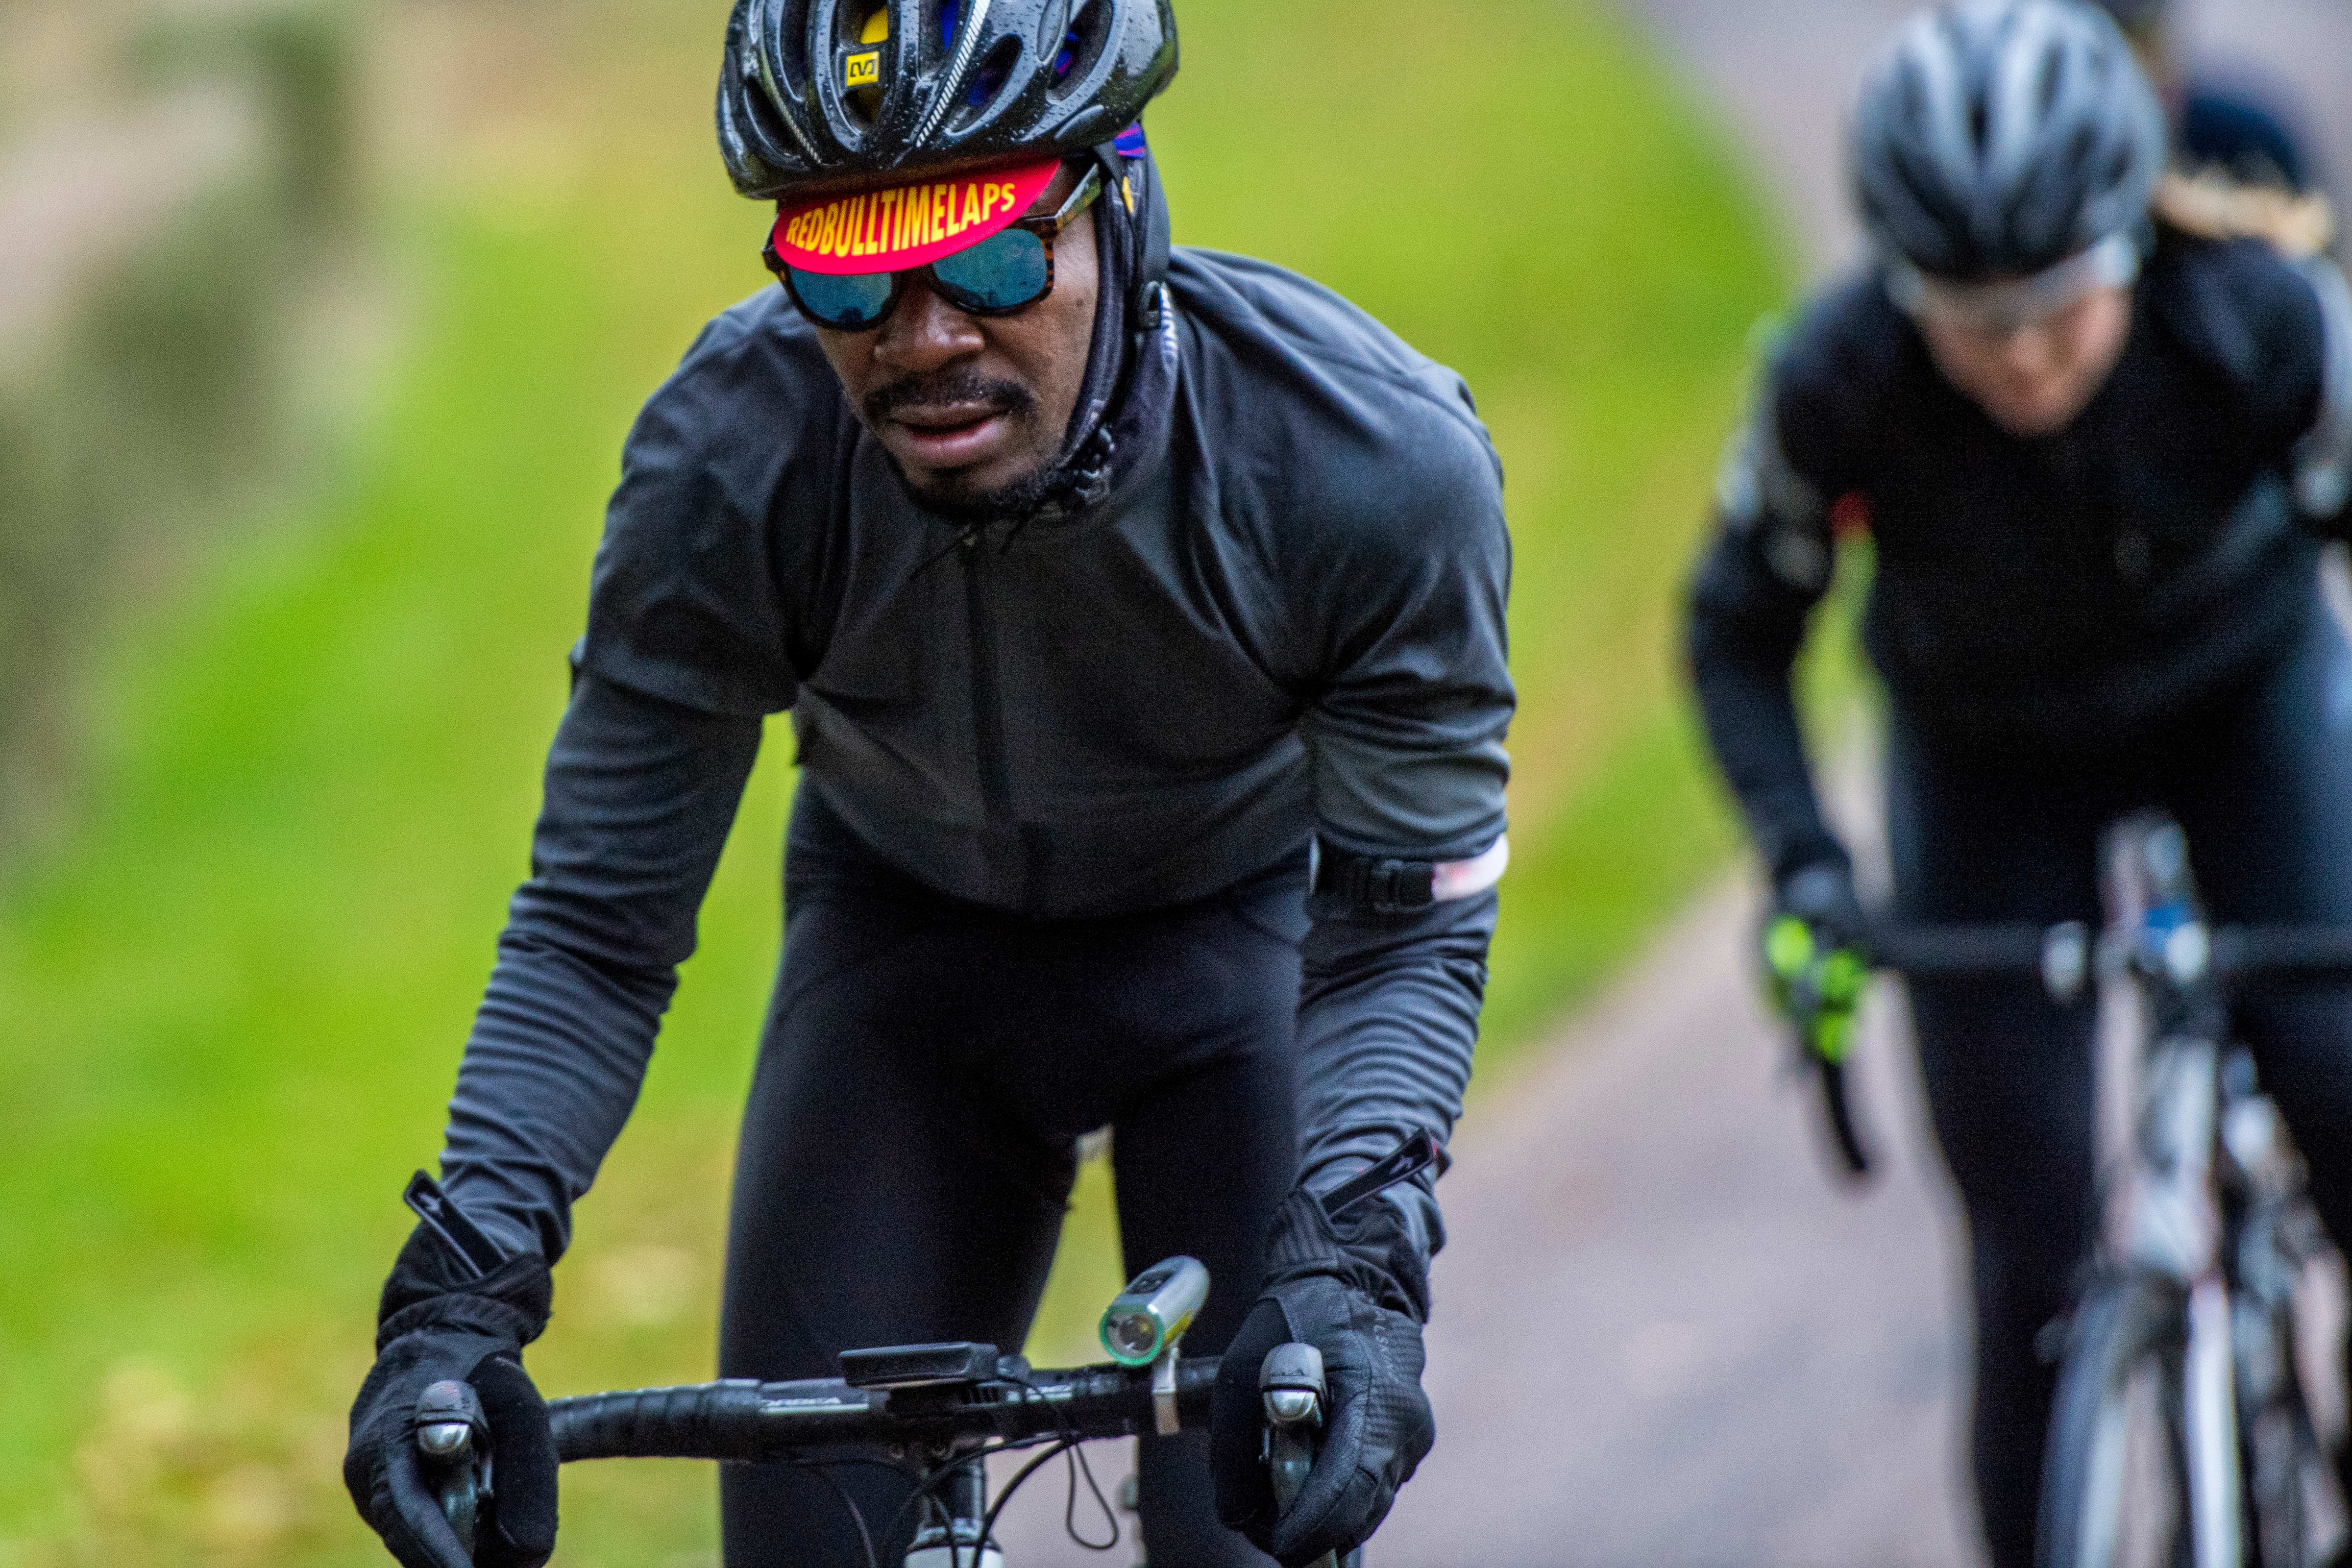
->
xmin=839 ymin=1341 xmax=1011 ymax=1393
xmin=858 ymin=1258 xmax=1212 ymax=1568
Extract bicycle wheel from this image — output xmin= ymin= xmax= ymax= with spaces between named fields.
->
xmin=2245 ymin=1396 xmax=2310 ymax=1568
xmin=2238 ymin=1294 xmax=2334 ymax=1568
xmin=2039 ymin=1273 xmax=2195 ymax=1568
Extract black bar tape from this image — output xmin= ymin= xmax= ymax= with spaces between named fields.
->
xmin=545 ymin=1362 xmax=1224 ymax=1463
xmin=2215 ymin=926 xmax=2352 ymax=978
xmin=1863 ymin=920 xmax=2053 ymax=976
xmin=551 ymin=1381 xmax=779 ymax=1462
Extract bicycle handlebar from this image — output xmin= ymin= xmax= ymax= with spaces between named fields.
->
xmin=548 ymin=1357 xmax=1222 ymax=1464
xmin=1864 ymin=920 xmax=2352 ymax=982
xmin=1790 ymin=919 xmax=2352 ymax=1186
xmin=1864 ymin=920 xmax=2057 ymax=979
xmin=2207 ymin=927 xmax=2352 ymax=978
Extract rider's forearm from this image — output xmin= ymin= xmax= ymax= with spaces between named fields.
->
xmin=2290 ymin=255 xmax=2352 ymax=538
xmin=1686 ymin=528 xmax=1846 ymax=883
xmin=1294 ymin=885 xmax=1495 ymax=1267
xmin=438 ymin=672 xmax=762 ymax=1263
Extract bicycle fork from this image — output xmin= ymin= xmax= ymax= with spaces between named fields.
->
xmin=2183 ymin=1276 xmax=2244 ymax=1568
xmin=2115 ymin=1037 xmax=2247 ymax=1568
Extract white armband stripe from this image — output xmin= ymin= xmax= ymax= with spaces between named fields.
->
xmin=1432 ymin=834 xmax=1509 ymax=902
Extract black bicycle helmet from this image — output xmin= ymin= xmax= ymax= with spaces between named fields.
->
xmin=1852 ymin=0 xmax=2166 ymax=281
xmin=718 ymin=0 xmax=1178 ymax=202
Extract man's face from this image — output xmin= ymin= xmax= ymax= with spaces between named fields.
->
xmin=1916 ymin=284 xmax=2134 ymax=439
xmin=813 ymin=171 xmax=1099 ymax=507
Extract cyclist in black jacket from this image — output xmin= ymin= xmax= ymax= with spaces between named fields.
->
xmin=340 ymin=3 xmax=1513 ymax=1567
xmin=1685 ymin=4 xmax=2352 ymax=1565
xmin=2093 ymin=0 xmax=2324 ymax=196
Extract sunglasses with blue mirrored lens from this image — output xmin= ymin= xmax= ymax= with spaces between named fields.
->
xmin=768 ymin=165 xmax=1102 ymax=331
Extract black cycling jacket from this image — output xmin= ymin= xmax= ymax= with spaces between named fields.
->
xmin=438 ymin=247 xmax=1514 ymax=1267
xmin=1687 ymin=227 xmax=2352 ymax=883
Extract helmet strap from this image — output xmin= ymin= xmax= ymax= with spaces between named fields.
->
xmin=1113 ymin=142 xmax=1173 ymax=331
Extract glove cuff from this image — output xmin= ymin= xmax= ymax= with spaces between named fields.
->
xmin=376 ymin=1226 xmax=553 ymax=1352
xmin=1773 ymin=858 xmax=1866 ymax=951
xmin=1262 ymin=1188 xmax=1431 ymax=1323
xmin=1768 ymin=831 xmax=1852 ymax=890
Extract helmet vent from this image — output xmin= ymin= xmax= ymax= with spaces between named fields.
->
xmin=715 ymin=0 xmax=1175 ymax=202
xmin=911 ymin=0 xmax=989 ymax=147
xmin=1850 ymin=0 xmax=2165 ymax=284
xmin=774 ymin=0 xmax=814 ymax=96
xmin=1049 ymin=0 xmax=1110 ymax=101
xmin=2034 ymin=50 xmax=2061 ymax=112
xmin=838 ymin=0 xmax=883 ymax=49
xmin=956 ymin=34 xmax=1023 ymax=123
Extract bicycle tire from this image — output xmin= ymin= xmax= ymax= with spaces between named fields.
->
xmin=2245 ymin=1396 xmax=2313 ymax=1568
xmin=2039 ymin=1272 xmax=2194 ymax=1568
xmin=2238 ymin=1292 xmax=2332 ymax=1568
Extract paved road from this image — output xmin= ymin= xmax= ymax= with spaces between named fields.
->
xmin=992 ymin=3 xmax=2352 ymax=1563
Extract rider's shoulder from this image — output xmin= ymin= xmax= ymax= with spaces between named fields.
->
xmin=2141 ymin=223 xmax=2327 ymax=393
xmin=1167 ymin=249 xmax=1494 ymax=454
xmin=1755 ymin=272 xmax=1912 ymax=471
xmin=1165 ymin=248 xmax=1502 ymax=545
xmin=631 ymin=287 xmax=848 ymax=462
xmin=1769 ymin=272 xmax=1912 ymax=401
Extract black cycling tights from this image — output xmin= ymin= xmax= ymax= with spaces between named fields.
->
xmin=717 ymin=788 xmax=1296 ymax=1568
xmin=1887 ymin=608 xmax=2352 ymax=1568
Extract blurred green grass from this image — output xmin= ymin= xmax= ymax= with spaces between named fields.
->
xmin=0 ymin=0 xmax=1786 ymax=1561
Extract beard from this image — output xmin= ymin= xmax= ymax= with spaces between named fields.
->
xmin=862 ymin=368 xmax=1059 ymax=526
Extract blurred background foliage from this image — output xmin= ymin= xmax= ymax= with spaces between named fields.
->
xmin=0 ymin=0 xmax=1795 ymax=1561
xmin=0 ymin=0 xmax=371 ymax=858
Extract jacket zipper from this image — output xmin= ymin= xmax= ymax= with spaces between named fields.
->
xmin=961 ymin=533 xmax=1013 ymax=817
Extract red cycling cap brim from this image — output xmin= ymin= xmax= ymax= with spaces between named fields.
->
xmin=770 ymin=156 xmax=1062 ymax=276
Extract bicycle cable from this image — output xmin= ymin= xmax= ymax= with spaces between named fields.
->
xmin=791 ymin=1457 xmax=887 ymax=1568
xmin=777 ymin=1453 xmax=929 ymax=1568
xmin=972 ymin=1370 xmax=1122 ymax=1558
xmin=979 ymin=1437 xmax=1083 ymax=1557
xmin=1061 ymin=1439 xmax=1119 ymax=1551
xmin=873 ymin=1430 xmax=1064 ymax=1568
xmin=1017 ymin=1367 xmax=1119 ymax=1552
xmin=746 ymin=1368 xmax=1133 ymax=1568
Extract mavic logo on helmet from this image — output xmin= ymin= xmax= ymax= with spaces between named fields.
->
xmin=843 ymin=49 xmax=882 ymax=89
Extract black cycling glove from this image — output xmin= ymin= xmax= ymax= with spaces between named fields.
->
xmin=1208 ymin=1184 xmax=1434 ymax=1568
xmin=345 ymin=1227 xmax=559 ymax=1568
xmin=1764 ymin=857 xmax=1869 ymax=1065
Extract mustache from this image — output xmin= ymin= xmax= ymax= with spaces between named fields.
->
xmin=862 ymin=368 xmax=1036 ymax=426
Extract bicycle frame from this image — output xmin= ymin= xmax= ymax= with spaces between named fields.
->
xmin=2099 ymin=815 xmax=2341 ymax=1568
xmin=2039 ymin=815 xmax=2344 ymax=1568
xmin=1844 ymin=815 xmax=2352 ymax=1568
